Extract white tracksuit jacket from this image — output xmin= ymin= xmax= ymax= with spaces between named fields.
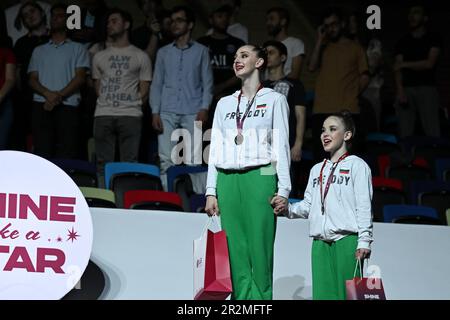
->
xmin=206 ymin=88 xmax=291 ymax=199
xmin=288 ymin=155 xmax=373 ymax=250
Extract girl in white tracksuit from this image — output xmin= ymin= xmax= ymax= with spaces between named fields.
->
xmin=205 ymin=45 xmax=291 ymax=300
xmin=274 ymin=111 xmax=373 ymax=300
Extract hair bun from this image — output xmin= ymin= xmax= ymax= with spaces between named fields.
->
xmin=340 ymin=109 xmax=352 ymax=119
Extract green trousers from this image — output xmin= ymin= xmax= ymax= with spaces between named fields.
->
xmin=217 ymin=165 xmax=277 ymax=300
xmin=311 ymin=235 xmax=360 ymax=300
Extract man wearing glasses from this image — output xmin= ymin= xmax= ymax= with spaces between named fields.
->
xmin=150 ymin=6 xmax=213 ymax=190
xmin=308 ymin=7 xmax=369 ymax=162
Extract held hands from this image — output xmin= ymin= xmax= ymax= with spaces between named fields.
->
xmin=206 ymin=194 xmax=288 ymax=216
xmin=205 ymin=195 xmax=220 ymax=216
xmin=271 ymin=195 xmax=288 ymax=216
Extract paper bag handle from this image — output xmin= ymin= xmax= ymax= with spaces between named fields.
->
xmin=353 ymin=257 xmax=365 ymax=279
xmin=200 ymin=215 xmax=222 ymax=236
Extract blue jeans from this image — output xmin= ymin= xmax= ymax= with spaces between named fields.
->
xmin=158 ymin=112 xmax=202 ymax=174
xmin=0 ymin=97 xmax=13 ymax=150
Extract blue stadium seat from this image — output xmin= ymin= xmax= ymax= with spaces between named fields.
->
xmin=366 ymin=132 xmax=398 ymax=145
xmin=104 ymin=162 xmax=160 ymax=189
xmin=435 ymin=158 xmax=450 ymax=182
xmin=51 ymin=158 xmax=97 ymax=187
xmin=409 ymin=181 xmax=450 ymax=204
xmin=190 ymin=194 xmax=206 ymax=213
xmin=166 ymin=165 xmax=208 ymax=193
xmin=383 ymin=204 xmax=439 ymax=223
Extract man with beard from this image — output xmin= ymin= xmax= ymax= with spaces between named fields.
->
xmin=91 ymin=8 xmax=152 ymax=188
xmin=308 ymin=7 xmax=369 ymax=161
xmin=266 ymin=7 xmax=305 ymax=80
xmin=394 ymin=3 xmax=442 ymax=138
xmin=15 ymin=2 xmax=49 ymax=92
xmin=5 ymin=0 xmax=51 ymax=46
xmin=28 ymin=3 xmax=90 ymax=159
xmin=205 ymin=0 xmax=248 ymax=44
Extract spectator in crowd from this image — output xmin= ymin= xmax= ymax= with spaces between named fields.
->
xmin=205 ymin=0 xmax=248 ymax=43
xmin=69 ymin=0 xmax=109 ymax=46
xmin=92 ymin=8 xmax=152 ymax=188
xmin=28 ymin=3 xmax=90 ymax=159
xmin=12 ymin=1 xmax=50 ymax=150
xmin=348 ymin=11 xmax=384 ymax=131
xmin=1 ymin=9 xmax=12 ymax=48
xmin=131 ymin=0 xmax=172 ymax=62
xmin=15 ymin=1 xmax=50 ymax=91
xmin=198 ymin=4 xmax=244 ymax=128
xmin=0 ymin=44 xmax=16 ymax=150
xmin=394 ymin=3 xmax=442 ymax=138
xmin=224 ymin=0 xmax=248 ymax=43
xmin=84 ymin=19 xmax=113 ymax=157
xmin=150 ymin=6 xmax=213 ymax=191
xmin=263 ymin=40 xmax=306 ymax=198
xmin=266 ymin=7 xmax=305 ymax=80
xmin=308 ymin=7 xmax=369 ymax=161
xmin=5 ymin=0 xmax=51 ymax=46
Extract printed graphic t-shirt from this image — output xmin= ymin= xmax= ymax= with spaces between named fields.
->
xmin=92 ymin=45 xmax=152 ymax=117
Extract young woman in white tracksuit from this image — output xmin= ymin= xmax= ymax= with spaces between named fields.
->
xmin=205 ymin=45 xmax=291 ymax=300
xmin=274 ymin=111 xmax=373 ymax=300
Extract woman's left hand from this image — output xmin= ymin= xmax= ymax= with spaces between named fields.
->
xmin=355 ymin=248 xmax=371 ymax=260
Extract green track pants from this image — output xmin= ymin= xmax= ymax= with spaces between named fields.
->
xmin=217 ymin=165 xmax=277 ymax=300
xmin=311 ymin=235 xmax=361 ymax=300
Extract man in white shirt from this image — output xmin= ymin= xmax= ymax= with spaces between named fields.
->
xmin=266 ymin=7 xmax=305 ymax=80
xmin=5 ymin=0 xmax=51 ymax=45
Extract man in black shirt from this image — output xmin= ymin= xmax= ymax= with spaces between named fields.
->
xmin=197 ymin=4 xmax=245 ymax=129
xmin=14 ymin=2 xmax=50 ymax=92
xmin=131 ymin=0 xmax=172 ymax=63
xmin=1 ymin=9 xmax=12 ymax=48
xmin=12 ymin=1 xmax=50 ymax=150
xmin=394 ymin=4 xmax=442 ymax=138
xmin=263 ymin=40 xmax=306 ymax=198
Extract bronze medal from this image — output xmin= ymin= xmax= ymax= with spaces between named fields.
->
xmin=235 ymin=133 xmax=244 ymax=145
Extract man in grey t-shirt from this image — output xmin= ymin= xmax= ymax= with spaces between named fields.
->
xmin=92 ymin=8 xmax=152 ymax=188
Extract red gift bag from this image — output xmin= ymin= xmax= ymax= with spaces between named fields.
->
xmin=193 ymin=217 xmax=233 ymax=300
xmin=346 ymin=258 xmax=386 ymax=300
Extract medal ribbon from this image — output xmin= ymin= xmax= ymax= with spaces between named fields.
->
xmin=235 ymin=84 xmax=263 ymax=134
xmin=319 ymin=152 xmax=349 ymax=214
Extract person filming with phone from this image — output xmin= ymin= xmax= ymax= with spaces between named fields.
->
xmin=308 ymin=7 xmax=369 ymax=162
